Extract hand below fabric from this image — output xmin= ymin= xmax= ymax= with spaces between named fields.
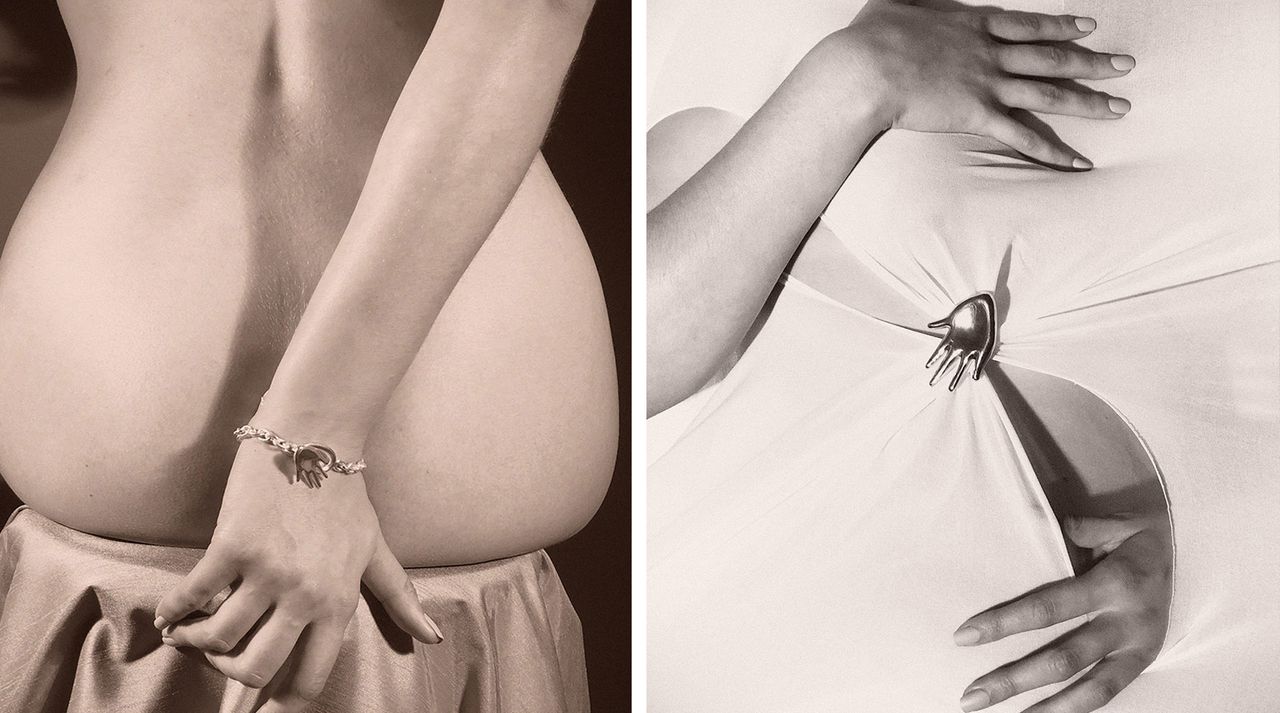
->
xmin=953 ymin=512 xmax=1172 ymax=712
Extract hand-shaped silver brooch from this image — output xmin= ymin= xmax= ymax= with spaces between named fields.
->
xmin=925 ymin=292 xmax=998 ymax=391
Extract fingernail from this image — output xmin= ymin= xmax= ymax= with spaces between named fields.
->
xmin=953 ymin=626 xmax=982 ymax=646
xmin=424 ymin=622 xmax=445 ymax=645
xmin=1074 ymin=17 xmax=1097 ymax=32
xmin=153 ymin=616 xmax=169 ymax=630
xmin=423 ymin=615 xmax=444 ymax=644
xmin=161 ymin=636 xmax=177 ymax=646
xmin=1111 ymin=55 xmax=1136 ymax=71
xmin=960 ymin=688 xmax=991 ymax=712
xmin=1107 ymin=97 xmax=1131 ymax=115
xmin=1072 ymin=157 xmax=1093 ymax=170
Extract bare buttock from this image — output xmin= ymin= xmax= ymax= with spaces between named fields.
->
xmin=0 ymin=0 xmax=617 ymax=566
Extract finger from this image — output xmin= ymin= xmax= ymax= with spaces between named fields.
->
xmin=258 ymin=619 xmax=346 ymax=712
xmin=205 ymin=608 xmax=305 ymax=689
xmin=163 ymin=586 xmax=271 ymax=653
xmin=362 ymin=534 xmax=443 ymax=645
xmin=969 ymin=351 xmax=983 ymax=381
xmin=927 ymin=317 xmax=950 ymax=330
xmin=1023 ymin=651 xmax=1151 ymax=713
xmin=155 ymin=552 xmax=239 ymax=629
xmin=955 ymin=577 xmax=1096 ymax=645
xmin=948 ymin=353 xmax=972 ymax=391
xmin=996 ymin=80 xmax=1130 ymax=119
xmin=926 ymin=340 xmax=952 ymax=368
xmin=960 ymin=623 xmax=1117 ymax=711
xmin=980 ymin=111 xmax=1088 ymax=169
xmin=996 ymin=43 xmax=1136 ymax=80
xmin=930 ymin=350 xmax=963 ymax=387
xmin=1062 ymin=515 xmax=1145 ymax=551
xmin=983 ymin=12 xmax=1097 ymax=43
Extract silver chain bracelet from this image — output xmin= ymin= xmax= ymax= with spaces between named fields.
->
xmin=233 ymin=425 xmax=367 ymax=488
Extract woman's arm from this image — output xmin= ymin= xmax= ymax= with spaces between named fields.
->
xmin=647 ymin=37 xmax=885 ymax=415
xmin=154 ymin=2 xmax=596 ymax=710
xmin=647 ymin=0 xmax=1133 ymax=415
xmin=254 ymin=0 xmax=595 ymax=455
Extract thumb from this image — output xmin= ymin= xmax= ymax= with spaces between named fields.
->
xmin=1062 ymin=514 xmax=1144 ymax=553
xmin=362 ymin=534 xmax=444 ymax=644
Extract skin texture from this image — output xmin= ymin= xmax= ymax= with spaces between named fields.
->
xmin=647 ymin=3 xmax=1168 ymax=710
xmin=1 ymin=0 xmax=611 ymax=707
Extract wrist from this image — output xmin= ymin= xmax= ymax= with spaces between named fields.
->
xmin=806 ymin=28 xmax=897 ymax=132
xmin=249 ymin=391 xmax=370 ymax=461
xmin=226 ymin=437 xmax=371 ymax=503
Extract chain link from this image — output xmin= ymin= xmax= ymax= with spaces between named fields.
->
xmin=233 ymin=425 xmax=367 ymax=475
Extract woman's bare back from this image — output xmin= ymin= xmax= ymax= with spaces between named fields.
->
xmin=0 ymin=0 xmax=618 ymax=565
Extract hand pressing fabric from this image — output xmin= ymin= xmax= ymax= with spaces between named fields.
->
xmin=840 ymin=0 xmax=1135 ymax=168
xmin=153 ymin=440 xmax=442 ymax=711
xmin=953 ymin=513 xmax=1172 ymax=712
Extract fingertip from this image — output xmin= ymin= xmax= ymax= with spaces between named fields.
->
xmin=423 ymin=616 xmax=445 ymax=645
xmin=1110 ymin=54 xmax=1136 ymax=72
xmin=1073 ymin=17 xmax=1097 ymax=33
xmin=154 ymin=616 xmax=170 ymax=630
xmin=953 ymin=625 xmax=982 ymax=646
xmin=960 ymin=687 xmax=991 ymax=712
xmin=1072 ymin=157 xmax=1094 ymax=170
xmin=410 ymin=628 xmax=443 ymax=646
xmin=1107 ymin=97 xmax=1132 ymax=116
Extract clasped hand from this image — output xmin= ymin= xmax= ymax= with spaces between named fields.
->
xmin=153 ymin=441 xmax=442 ymax=711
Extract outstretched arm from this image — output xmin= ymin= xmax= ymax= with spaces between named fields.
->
xmin=155 ymin=2 xmax=596 ymax=710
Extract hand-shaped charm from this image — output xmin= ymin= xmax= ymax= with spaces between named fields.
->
xmin=925 ymin=292 xmax=998 ymax=391
xmin=293 ymin=444 xmax=336 ymax=488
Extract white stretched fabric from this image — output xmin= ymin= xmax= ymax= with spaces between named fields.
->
xmin=647 ymin=0 xmax=1280 ymax=710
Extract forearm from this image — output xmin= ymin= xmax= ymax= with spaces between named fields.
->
xmin=646 ymin=33 xmax=889 ymax=415
xmin=253 ymin=0 xmax=593 ymax=453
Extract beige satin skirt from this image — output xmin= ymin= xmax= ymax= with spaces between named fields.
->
xmin=0 ymin=507 xmax=588 ymax=712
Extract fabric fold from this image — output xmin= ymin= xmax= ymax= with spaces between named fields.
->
xmin=0 ymin=507 xmax=588 ymax=713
